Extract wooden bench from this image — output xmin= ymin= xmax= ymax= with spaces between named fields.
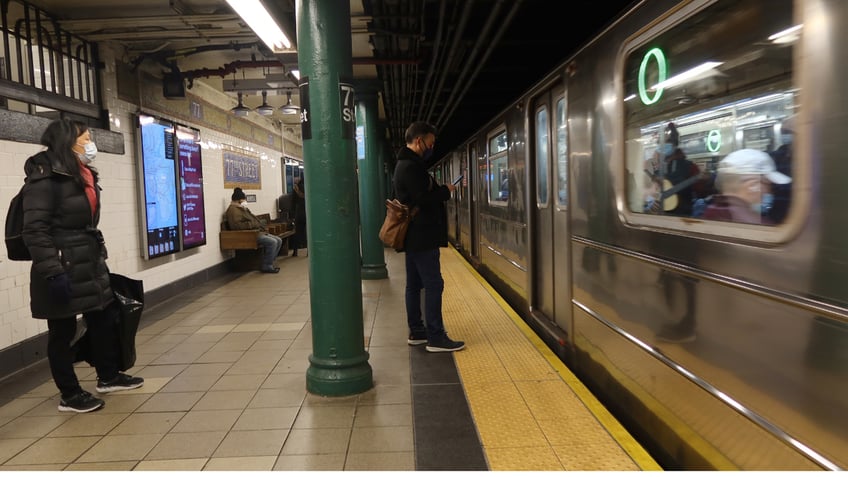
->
xmin=220 ymin=213 xmax=295 ymax=271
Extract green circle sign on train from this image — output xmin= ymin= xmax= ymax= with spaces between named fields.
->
xmin=707 ymin=129 xmax=722 ymax=152
xmin=638 ymin=48 xmax=667 ymax=105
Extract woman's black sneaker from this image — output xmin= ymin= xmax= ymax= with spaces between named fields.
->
xmin=58 ymin=390 xmax=104 ymax=413
xmin=425 ymin=337 xmax=465 ymax=353
xmin=96 ymin=373 xmax=144 ymax=393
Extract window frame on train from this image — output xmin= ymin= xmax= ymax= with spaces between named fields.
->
xmin=534 ymin=103 xmax=551 ymax=208
xmin=618 ymin=0 xmax=800 ymax=243
xmin=487 ymin=128 xmax=509 ymax=206
xmin=555 ymin=95 xmax=569 ymax=209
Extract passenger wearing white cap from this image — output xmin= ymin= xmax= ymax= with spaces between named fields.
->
xmin=703 ymin=148 xmax=792 ymax=225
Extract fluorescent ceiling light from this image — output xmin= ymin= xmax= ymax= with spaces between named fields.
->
xmin=651 ymin=61 xmax=722 ymax=90
xmin=226 ymin=0 xmax=291 ymax=52
xmin=769 ymin=24 xmax=802 ymax=44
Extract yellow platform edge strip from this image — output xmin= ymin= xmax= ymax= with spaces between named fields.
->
xmin=447 ymin=246 xmax=662 ymax=471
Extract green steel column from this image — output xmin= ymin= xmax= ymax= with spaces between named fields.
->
xmin=378 ymin=120 xmax=391 ymax=200
xmin=356 ymin=90 xmax=388 ymax=279
xmin=297 ymin=0 xmax=373 ymax=396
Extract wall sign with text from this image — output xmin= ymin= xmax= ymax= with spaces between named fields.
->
xmin=223 ymin=146 xmax=261 ymax=189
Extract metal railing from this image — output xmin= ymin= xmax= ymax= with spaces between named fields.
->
xmin=0 ymin=0 xmax=100 ymax=117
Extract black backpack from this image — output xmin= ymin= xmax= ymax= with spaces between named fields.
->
xmin=4 ymin=184 xmax=30 ymax=261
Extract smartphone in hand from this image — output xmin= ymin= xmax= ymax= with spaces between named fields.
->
xmin=452 ymin=174 xmax=464 ymax=185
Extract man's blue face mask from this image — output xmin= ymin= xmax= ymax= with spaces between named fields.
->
xmin=781 ymin=133 xmax=793 ymax=146
xmin=420 ymin=137 xmax=435 ymax=160
xmin=659 ymin=143 xmax=674 ymax=157
xmin=753 ymin=192 xmax=774 ymax=214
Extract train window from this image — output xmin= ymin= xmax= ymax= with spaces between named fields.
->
xmin=535 ymin=106 xmax=550 ymax=207
xmin=488 ymin=129 xmax=509 ymax=205
xmin=622 ymin=0 xmax=797 ymax=234
xmin=555 ymin=97 xmax=568 ymax=207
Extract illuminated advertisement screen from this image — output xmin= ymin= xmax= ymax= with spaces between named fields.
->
xmin=176 ymin=124 xmax=207 ymax=249
xmin=137 ymin=114 xmax=180 ymax=259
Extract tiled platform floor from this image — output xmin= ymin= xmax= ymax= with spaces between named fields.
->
xmin=0 ymin=247 xmax=658 ymax=471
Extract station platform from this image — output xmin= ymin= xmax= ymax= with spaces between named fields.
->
xmin=0 ymin=246 xmax=660 ymax=471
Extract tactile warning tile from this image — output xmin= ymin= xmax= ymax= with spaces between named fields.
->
xmin=485 ymin=446 xmax=565 ymax=471
xmin=462 ymin=381 xmax=548 ymax=448
xmin=438 ymin=247 xmax=659 ymax=471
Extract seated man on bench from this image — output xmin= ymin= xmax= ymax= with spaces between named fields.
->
xmin=225 ymin=188 xmax=283 ymax=273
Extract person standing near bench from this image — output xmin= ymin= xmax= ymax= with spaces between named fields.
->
xmin=226 ymin=188 xmax=283 ymax=273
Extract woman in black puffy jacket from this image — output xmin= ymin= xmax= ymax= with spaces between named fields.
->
xmin=21 ymin=119 xmax=143 ymax=413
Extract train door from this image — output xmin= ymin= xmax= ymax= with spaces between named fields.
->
xmin=530 ymin=91 xmax=556 ymax=323
xmin=551 ymin=90 xmax=573 ymax=334
xmin=469 ymin=143 xmax=480 ymax=259
xmin=530 ymin=87 xmax=573 ymax=333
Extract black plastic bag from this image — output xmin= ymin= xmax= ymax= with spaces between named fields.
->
xmin=71 ymin=274 xmax=143 ymax=371
xmin=109 ymin=273 xmax=144 ymax=371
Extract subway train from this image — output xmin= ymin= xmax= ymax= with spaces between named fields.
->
xmin=430 ymin=0 xmax=846 ymax=470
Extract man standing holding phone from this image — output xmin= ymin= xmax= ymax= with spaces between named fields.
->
xmin=392 ymin=121 xmax=465 ymax=352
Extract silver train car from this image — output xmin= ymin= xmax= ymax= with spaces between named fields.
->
xmin=435 ymin=0 xmax=847 ymax=470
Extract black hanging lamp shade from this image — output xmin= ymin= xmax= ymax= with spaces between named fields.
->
xmin=230 ymin=92 xmax=251 ymax=117
xmin=256 ymin=91 xmax=275 ymax=116
xmin=280 ymin=90 xmax=300 ymax=115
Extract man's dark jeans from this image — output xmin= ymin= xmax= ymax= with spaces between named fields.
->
xmin=404 ymin=248 xmax=447 ymax=341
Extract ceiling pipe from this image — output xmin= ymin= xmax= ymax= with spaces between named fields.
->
xmin=435 ymin=0 xmax=506 ymax=126
xmin=439 ymin=0 xmax=525 ymax=128
xmin=177 ymin=57 xmax=416 ymax=83
xmin=415 ymin=0 xmax=447 ymax=121
xmin=181 ymin=60 xmax=285 ymax=81
xmin=424 ymin=0 xmax=475 ymax=123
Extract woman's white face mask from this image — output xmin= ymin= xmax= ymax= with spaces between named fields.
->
xmin=77 ymin=142 xmax=98 ymax=164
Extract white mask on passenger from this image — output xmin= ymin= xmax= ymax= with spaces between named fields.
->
xmin=77 ymin=142 xmax=97 ymax=164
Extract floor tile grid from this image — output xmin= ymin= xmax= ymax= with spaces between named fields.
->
xmin=0 ymin=254 xmax=416 ymax=470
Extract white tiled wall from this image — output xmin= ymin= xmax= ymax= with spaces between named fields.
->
xmin=0 ymin=45 xmax=293 ymax=351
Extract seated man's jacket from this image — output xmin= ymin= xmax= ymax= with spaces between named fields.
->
xmin=225 ymin=202 xmax=266 ymax=231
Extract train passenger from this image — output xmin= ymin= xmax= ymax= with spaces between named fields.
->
xmin=768 ymin=116 xmax=794 ymax=223
xmin=21 ymin=119 xmax=144 ymax=413
xmin=393 ymin=121 xmax=465 ymax=353
xmin=646 ymin=122 xmax=707 ymax=216
xmin=702 ymin=149 xmax=791 ymax=225
xmin=226 ymin=187 xmax=283 ymax=273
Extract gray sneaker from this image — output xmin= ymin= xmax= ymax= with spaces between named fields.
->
xmin=425 ymin=337 xmax=465 ymax=353
xmin=96 ymin=373 xmax=144 ymax=393
xmin=58 ymin=390 xmax=104 ymax=413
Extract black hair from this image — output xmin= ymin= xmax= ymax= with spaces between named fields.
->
xmin=232 ymin=187 xmax=247 ymax=201
xmin=664 ymin=122 xmax=679 ymax=147
xmin=39 ymin=118 xmax=98 ymax=187
xmin=404 ymin=121 xmax=437 ymax=144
